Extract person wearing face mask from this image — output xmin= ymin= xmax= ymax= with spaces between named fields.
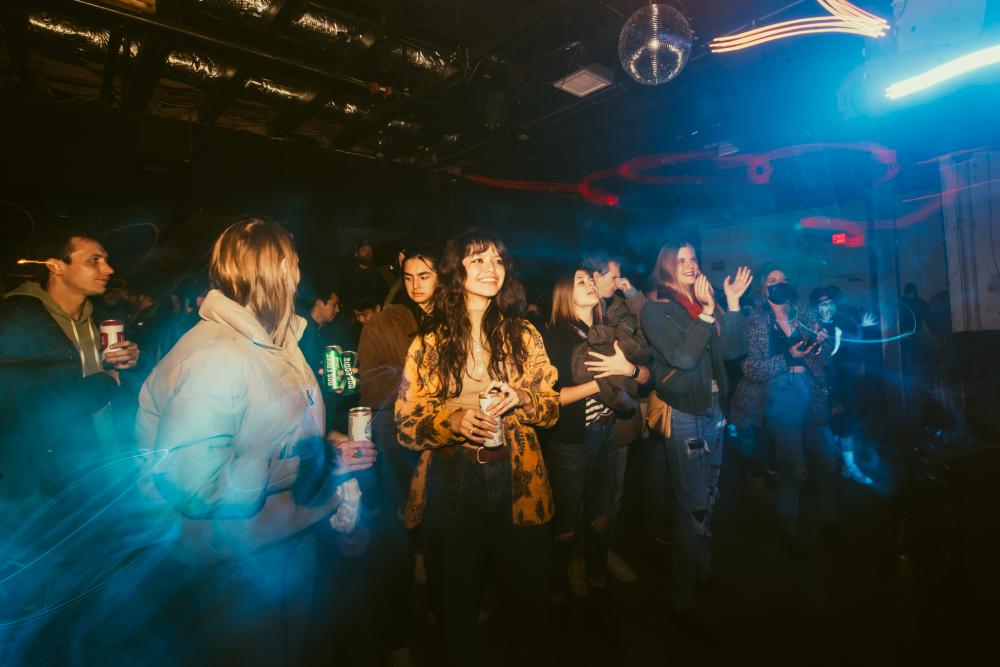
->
xmin=730 ymin=266 xmax=839 ymax=556
xmin=809 ymin=287 xmax=874 ymax=486
xmin=639 ymin=242 xmax=751 ymax=641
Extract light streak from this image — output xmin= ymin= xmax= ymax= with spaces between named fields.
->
xmin=886 ymin=42 xmax=1000 ymax=99
xmin=709 ymin=0 xmax=888 ymax=54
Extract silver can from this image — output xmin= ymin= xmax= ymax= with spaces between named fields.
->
xmin=348 ymin=406 xmax=372 ymax=442
xmin=478 ymin=389 xmax=505 ymax=449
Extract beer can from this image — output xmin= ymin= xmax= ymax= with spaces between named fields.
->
xmin=348 ymin=407 xmax=372 ymax=442
xmin=342 ymin=352 xmax=359 ymax=392
xmin=478 ymin=389 xmax=505 ymax=449
xmin=323 ymin=345 xmax=345 ymax=393
xmin=99 ymin=320 xmax=125 ymax=367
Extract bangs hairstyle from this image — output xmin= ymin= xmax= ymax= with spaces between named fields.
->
xmin=650 ymin=241 xmax=697 ymax=301
xmin=424 ymin=228 xmax=529 ymax=399
xmin=209 ymin=218 xmax=301 ymax=347
xmin=549 ymin=269 xmax=603 ymax=328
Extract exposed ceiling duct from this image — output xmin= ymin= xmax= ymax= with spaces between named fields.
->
xmin=291 ymin=8 xmax=376 ymax=48
xmin=26 ymin=13 xmax=111 ymax=53
xmin=244 ymin=77 xmax=313 ymax=102
xmin=164 ymin=49 xmax=232 ymax=81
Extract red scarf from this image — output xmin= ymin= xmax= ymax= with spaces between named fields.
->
xmin=659 ymin=287 xmax=704 ymax=320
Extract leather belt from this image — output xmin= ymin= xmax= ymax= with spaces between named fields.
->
xmin=437 ymin=444 xmax=511 ymax=464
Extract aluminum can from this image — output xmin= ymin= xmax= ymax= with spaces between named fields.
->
xmin=99 ymin=320 xmax=125 ymax=367
xmin=478 ymin=388 xmax=505 ymax=449
xmin=348 ymin=406 xmax=373 ymax=442
xmin=323 ymin=345 xmax=343 ymax=392
xmin=322 ymin=345 xmax=359 ymax=394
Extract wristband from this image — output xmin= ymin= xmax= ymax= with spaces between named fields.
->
xmin=629 ymin=364 xmax=640 ymax=379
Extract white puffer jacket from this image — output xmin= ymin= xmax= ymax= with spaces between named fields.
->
xmin=137 ymin=290 xmax=337 ymax=560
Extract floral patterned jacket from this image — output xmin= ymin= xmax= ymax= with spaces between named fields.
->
xmin=395 ymin=323 xmax=559 ymax=527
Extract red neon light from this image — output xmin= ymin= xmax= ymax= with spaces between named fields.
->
xmin=832 ymin=233 xmax=847 ymax=245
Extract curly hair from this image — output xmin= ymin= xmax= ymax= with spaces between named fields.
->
xmin=421 ymin=229 xmax=529 ymax=399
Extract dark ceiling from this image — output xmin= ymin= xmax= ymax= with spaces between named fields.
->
xmin=0 ymin=0 xmax=810 ymax=176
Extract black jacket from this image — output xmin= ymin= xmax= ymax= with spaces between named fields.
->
xmin=0 ymin=295 xmax=119 ymax=499
xmin=640 ymin=299 xmax=746 ymax=416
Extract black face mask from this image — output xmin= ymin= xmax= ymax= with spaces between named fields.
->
xmin=767 ymin=282 xmax=796 ymax=305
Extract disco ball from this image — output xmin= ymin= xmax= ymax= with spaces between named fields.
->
xmin=618 ymin=3 xmax=693 ymax=86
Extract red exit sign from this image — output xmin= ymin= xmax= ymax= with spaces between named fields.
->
xmin=832 ymin=232 xmax=864 ymax=247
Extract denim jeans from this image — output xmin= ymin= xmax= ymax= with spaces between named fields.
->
xmin=765 ymin=373 xmax=840 ymax=540
xmin=663 ymin=395 xmax=725 ymax=611
xmin=546 ymin=417 xmax=617 ymax=588
xmin=425 ymin=452 xmax=550 ymax=667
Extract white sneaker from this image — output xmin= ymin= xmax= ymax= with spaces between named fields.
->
xmin=568 ymin=557 xmax=589 ymax=598
xmin=413 ymin=551 xmax=427 ymax=585
xmin=607 ymin=550 xmax=638 ymax=583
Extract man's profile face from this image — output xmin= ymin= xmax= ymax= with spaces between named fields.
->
xmin=353 ymin=305 xmax=380 ymax=326
xmin=592 ymin=261 xmax=621 ymax=300
xmin=55 ymin=237 xmax=114 ymax=297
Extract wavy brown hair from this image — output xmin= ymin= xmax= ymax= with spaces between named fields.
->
xmin=209 ymin=217 xmax=300 ymax=347
xmin=422 ymin=229 xmax=529 ymax=399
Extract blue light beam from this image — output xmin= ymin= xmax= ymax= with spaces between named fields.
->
xmin=886 ymin=43 xmax=1000 ymax=100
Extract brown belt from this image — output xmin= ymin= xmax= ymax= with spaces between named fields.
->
xmin=789 ymin=366 xmax=808 ymax=374
xmin=437 ymin=444 xmax=511 ymax=464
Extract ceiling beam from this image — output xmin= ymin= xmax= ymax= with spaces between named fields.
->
xmin=98 ymin=28 xmax=124 ymax=105
xmin=1 ymin=13 xmax=32 ymax=93
xmin=122 ymin=30 xmax=169 ymax=111
xmin=196 ymin=68 xmax=248 ymax=126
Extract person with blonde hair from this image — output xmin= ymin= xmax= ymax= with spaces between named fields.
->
xmin=137 ymin=218 xmax=375 ymax=666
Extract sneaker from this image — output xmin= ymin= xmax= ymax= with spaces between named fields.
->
xmin=842 ymin=462 xmax=873 ymax=485
xmin=568 ymin=557 xmax=589 ymax=598
xmin=413 ymin=551 xmax=427 ymax=585
xmin=607 ymin=550 xmax=638 ymax=583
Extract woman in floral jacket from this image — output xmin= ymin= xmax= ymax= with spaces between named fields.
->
xmin=395 ymin=229 xmax=558 ymax=666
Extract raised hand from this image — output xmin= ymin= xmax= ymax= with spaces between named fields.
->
xmin=693 ymin=274 xmax=716 ymax=314
xmin=723 ymin=266 xmax=753 ymax=311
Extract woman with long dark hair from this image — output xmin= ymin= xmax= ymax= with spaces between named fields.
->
xmin=730 ymin=265 xmax=838 ymax=553
xmin=543 ymin=268 xmax=647 ymax=610
xmin=395 ymin=229 xmax=558 ymax=666
xmin=639 ymin=242 xmax=751 ymax=636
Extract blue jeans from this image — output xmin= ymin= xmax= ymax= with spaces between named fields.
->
xmin=546 ymin=418 xmax=617 ymax=588
xmin=765 ymin=373 xmax=839 ymax=540
xmin=663 ymin=395 xmax=725 ymax=611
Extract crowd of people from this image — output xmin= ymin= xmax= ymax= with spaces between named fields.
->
xmin=1 ymin=219 xmax=891 ymax=666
